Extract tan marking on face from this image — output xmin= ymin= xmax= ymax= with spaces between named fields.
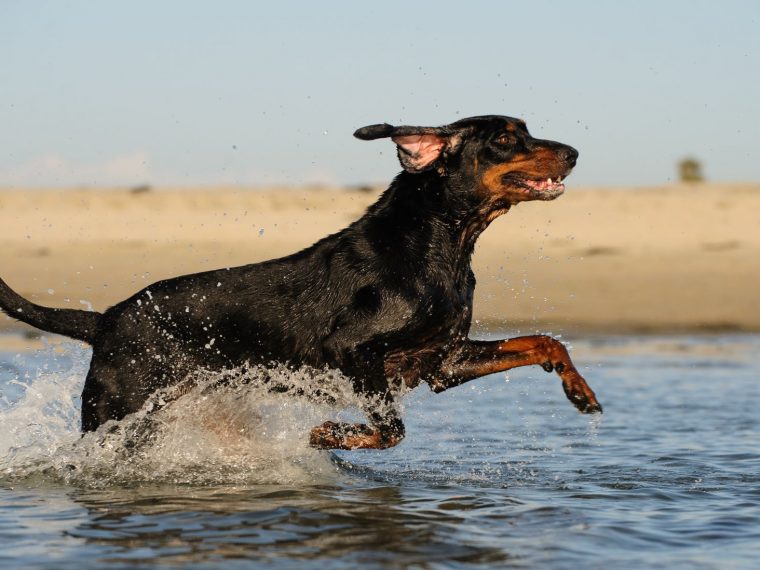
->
xmin=480 ymin=148 xmax=562 ymax=194
xmin=481 ymin=162 xmax=517 ymax=194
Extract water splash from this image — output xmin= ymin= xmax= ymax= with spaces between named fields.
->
xmin=0 ymin=343 xmax=384 ymax=487
xmin=0 ymin=342 xmax=86 ymax=475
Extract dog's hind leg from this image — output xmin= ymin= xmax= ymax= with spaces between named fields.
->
xmin=80 ymin=354 xmax=161 ymax=432
xmin=81 ymin=363 xmax=131 ymax=432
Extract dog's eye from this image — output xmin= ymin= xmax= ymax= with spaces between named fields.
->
xmin=494 ymin=134 xmax=513 ymax=146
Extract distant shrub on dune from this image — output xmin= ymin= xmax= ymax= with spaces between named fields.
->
xmin=130 ymin=184 xmax=152 ymax=195
xmin=678 ymin=157 xmax=704 ymax=183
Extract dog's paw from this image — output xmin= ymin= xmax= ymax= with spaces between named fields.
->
xmin=562 ymin=376 xmax=603 ymax=414
xmin=309 ymin=421 xmax=340 ymax=449
xmin=309 ymin=421 xmax=383 ymax=450
xmin=571 ymin=392 xmax=603 ymax=414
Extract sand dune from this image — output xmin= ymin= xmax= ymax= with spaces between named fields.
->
xmin=1 ymin=183 xmax=759 ymax=335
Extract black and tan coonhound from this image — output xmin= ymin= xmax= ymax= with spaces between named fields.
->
xmin=0 ymin=115 xmax=602 ymax=450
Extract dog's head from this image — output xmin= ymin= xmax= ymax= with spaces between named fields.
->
xmin=355 ymin=115 xmax=578 ymax=204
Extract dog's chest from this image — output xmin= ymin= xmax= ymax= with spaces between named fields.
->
xmin=384 ymin=271 xmax=474 ymax=388
xmin=418 ymin=268 xmax=475 ymax=328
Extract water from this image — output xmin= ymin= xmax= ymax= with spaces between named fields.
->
xmin=1 ymin=333 xmax=759 ymax=569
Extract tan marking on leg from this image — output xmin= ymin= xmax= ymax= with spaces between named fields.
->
xmin=309 ymin=421 xmax=403 ymax=450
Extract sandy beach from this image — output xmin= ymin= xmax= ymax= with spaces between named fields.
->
xmin=1 ymin=183 xmax=759 ymax=335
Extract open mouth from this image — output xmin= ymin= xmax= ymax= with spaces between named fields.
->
xmin=520 ymin=175 xmax=565 ymax=192
xmin=510 ymin=174 xmax=567 ymax=199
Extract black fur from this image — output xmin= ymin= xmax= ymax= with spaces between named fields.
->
xmin=0 ymin=278 xmax=98 ymax=343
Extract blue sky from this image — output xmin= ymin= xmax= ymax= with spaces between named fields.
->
xmin=1 ymin=0 xmax=758 ymax=188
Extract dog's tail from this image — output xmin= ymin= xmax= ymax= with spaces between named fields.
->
xmin=0 ymin=277 xmax=101 ymax=344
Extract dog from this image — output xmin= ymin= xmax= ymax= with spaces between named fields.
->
xmin=0 ymin=115 xmax=602 ymax=450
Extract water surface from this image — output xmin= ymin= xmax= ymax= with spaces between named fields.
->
xmin=1 ymin=333 xmax=758 ymax=569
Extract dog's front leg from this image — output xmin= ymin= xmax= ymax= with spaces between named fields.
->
xmin=312 ymin=331 xmax=407 ymax=449
xmin=309 ymin=395 xmax=405 ymax=450
xmin=431 ymin=335 xmax=602 ymax=414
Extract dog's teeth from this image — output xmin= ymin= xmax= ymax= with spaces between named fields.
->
xmin=547 ymin=178 xmax=552 ymax=185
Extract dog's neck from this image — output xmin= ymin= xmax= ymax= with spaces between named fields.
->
xmin=365 ymin=171 xmax=509 ymax=275
xmin=414 ymin=170 xmax=508 ymax=252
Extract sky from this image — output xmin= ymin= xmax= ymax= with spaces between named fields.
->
xmin=1 ymin=0 xmax=758 ymax=188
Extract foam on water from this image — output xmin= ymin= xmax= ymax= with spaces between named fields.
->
xmin=0 ymin=341 xmax=389 ymax=487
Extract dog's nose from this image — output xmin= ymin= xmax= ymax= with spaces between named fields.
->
xmin=561 ymin=146 xmax=579 ymax=167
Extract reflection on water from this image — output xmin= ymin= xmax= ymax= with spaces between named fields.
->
xmin=59 ymin=484 xmax=512 ymax=567
xmin=1 ymin=334 xmax=759 ymax=569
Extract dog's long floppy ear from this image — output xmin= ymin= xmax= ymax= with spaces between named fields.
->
xmin=354 ymin=122 xmax=469 ymax=173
